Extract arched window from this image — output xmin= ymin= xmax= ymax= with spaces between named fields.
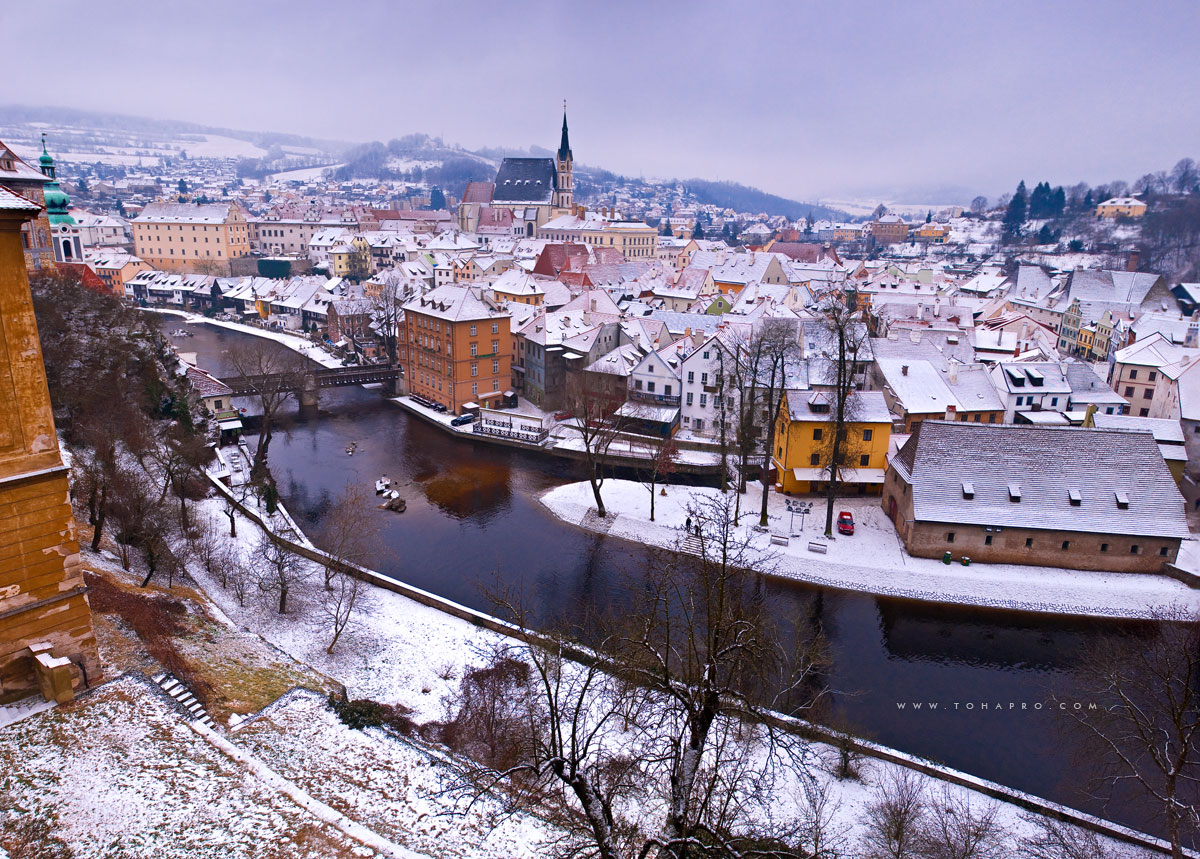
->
xmin=526 ymin=222 xmax=533 ymax=238
xmin=61 ymin=238 xmax=73 ymax=259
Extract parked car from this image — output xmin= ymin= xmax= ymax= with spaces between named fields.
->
xmin=450 ymin=413 xmax=476 ymax=427
xmin=553 ymin=410 xmax=574 ymax=421
xmin=836 ymin=511 xmax=855 ymax=535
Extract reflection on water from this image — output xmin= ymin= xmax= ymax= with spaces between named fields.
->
xmin=164 ymin=317 xmax=1174 ymax=838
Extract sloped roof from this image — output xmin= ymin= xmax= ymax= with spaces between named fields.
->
xmin=492 ymin=158 xmax=555 ymax=203
xmin=891 ymin=421 xmax=1188 ymax=538
xmin=461 ymin=181 xmax=494 ymax=204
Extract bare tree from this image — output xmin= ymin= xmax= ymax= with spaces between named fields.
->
xmin=811 ymin=296 xmax=871 ymax=536
xmin=917 ymin=785 xmax=1007 ymax=859
xmin=152 ymin=422 xmax=213 ymax=532
xmin=725 ymin=319 xmax=801 ymax=524
xmin=107 ymin=464 xmax=161 ymax=572
xmin=636 ymin=432 xmax=679 ymax=522
xmin=253 ymin=536 xmax=308 ymax=614
xmin=970 ymin=196 xmax=989 ymax=215
xmin=621 ymin=491 xmax=829 ymax=857
xmin=861 ymin=768 xmax=928 ymax=859
xmin=1017 ymin=814 xmax=1133 ymax=859
xmin=1172 ymin=158 xmax=1198 ymax=195
xmin=1060 ymin=608 xmax=1200 ymax=859
xmin=370 ymin=276 xmax=403 ymax=373
xmin=227 ymin=555 xmax=252 ymax=607
xmin=313 ymin=484 xmax=378 ymax=591
xmin=317 ymin=567 xmax=375 ymax=654
xmin=448 ymin=491 xmax=830 ymax=859
xmin=564 ymin=376 xmax=631 ymax=518
xmin=225 ymin=341 xmax=308 ymax=478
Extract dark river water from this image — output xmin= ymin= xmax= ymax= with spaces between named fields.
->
xmin=167 ymin=318 xmax=1184 ymax=841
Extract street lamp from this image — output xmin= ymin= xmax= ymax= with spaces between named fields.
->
xmin=785 ymin=499 xmax=813 ymax=536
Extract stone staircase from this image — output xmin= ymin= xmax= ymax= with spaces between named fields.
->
xmin=0 ymin=695 xmax=56 ymax=730
xmin=152 ymin=673 xmax=216 ymax=729
xmin=679 ymin=532 xmax=703 ymax=555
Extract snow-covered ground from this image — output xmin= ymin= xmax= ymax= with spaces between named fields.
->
xmin=177 ymin=494 xmax=1163 ymax=857
xmin=148 ymin=308 xmax=346 ymax=369
xmin=540 ymin=479 xmax=1200 ymax=620
xmin=270 ymin=163 xmax=342 ymax=183
xmin=0 ymin=676 xmax=371 ymax=858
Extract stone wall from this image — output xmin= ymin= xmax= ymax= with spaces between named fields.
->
xmin=0 ymin=205 xmax=99 ymax=703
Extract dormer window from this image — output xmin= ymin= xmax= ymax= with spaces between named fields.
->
xmin=1069 ymin=489 xmax=1082 ymax=506
xmin=962 ymin=481 xmax=974 ymax=499
xmin=1008 ymin=484 xmax=1022 ymax=502
xmin=1115 ymin=491 xmax=1130 ymax=510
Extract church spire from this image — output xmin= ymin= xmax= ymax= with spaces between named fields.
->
xmin=558 ymin=103 xmax=572 ymax=162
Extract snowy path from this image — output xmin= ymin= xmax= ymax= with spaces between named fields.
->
xmin=146 ymin=307 xmax=345 ymax=368
xmin=540 ymin=480 xmax=1200 ymax=620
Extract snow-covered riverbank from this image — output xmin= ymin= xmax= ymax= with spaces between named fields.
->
xmin=539 ymin=479 xmax=1200 ymax=620
xmin=145 ymin=307 xmax=345 ymax=368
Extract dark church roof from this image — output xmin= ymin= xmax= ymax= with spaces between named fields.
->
xmin=558 ymin=112 xmax=572 ymax=162
xmin=493 ymin=158 xmax=555 ymax=204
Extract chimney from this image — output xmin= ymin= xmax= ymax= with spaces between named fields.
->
xmin=901 ymin=364 xmax=909 ymax=376
xmin=1187 ymin=311 xmax=1200 ymax=347
xmin=948 ymin=364 xmax=958 ymax=385
xmin=945 ymin=404 xmax=957 ymax=420
xmin=1013 ymin=345 xmax=1021 ymax=357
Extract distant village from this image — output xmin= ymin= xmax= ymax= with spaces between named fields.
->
xmin=2 ymin=114 xmax=1198 ymax=580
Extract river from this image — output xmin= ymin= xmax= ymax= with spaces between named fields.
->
xmin=166 ymin=318 xmax=1173 ymax=840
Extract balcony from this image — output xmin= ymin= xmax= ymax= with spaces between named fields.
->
xmin=630 ymin=389 xmax=681 ymax=406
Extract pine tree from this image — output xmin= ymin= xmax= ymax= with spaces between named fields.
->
xmin=925 ymin=210 xmax=932 ymax=223
xmin=1003 ymin=181 xmax=1027 ymax=239
xmin=177 ymin=178 xmax=188 ymax=194
xmin=1050 ymin=186 xmax=1066 ymax=217
xmin=693 ymin=220 xmax=705 ymax=240
xmin=430 ymin=187 xmax=446 ymax=210
xmin=1037 ymin=224 xmax=1054 ymax=244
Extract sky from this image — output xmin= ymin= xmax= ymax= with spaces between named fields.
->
xmin=3 ymin=0 xmax=1200 ymax=204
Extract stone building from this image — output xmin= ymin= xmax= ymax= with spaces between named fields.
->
xmin=883 ymin=421 xmax=1188 ymax=573
xmin=0 ymin=186 xmax=99 ymax=704
xmin=0 ymin=139 xmax=54 ymax=272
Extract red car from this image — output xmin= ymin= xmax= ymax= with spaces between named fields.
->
xmin=553 ymin=410 xmax=574 ymax=422
xmin=836 ymin=511 xmax=855 ymax=535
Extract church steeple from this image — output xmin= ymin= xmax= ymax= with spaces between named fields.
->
xmin=554 ymin=103 xmax=574 ymax=210
xmin=558 ymin=106 xmax=572 ymax=162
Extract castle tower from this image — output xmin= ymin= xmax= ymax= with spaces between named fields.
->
xmin=0 ymin=185 xmax=99 ymax=704
xmin=38 ymin=136 xmax=82 ymax=264
xmin=553 ymin=107 xmax=573 ymax=211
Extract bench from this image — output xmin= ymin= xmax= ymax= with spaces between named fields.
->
xmin=807 ymin=541 xmax=828 ymax=554
xmin=770 ymin=533 xmax=789 ymax=547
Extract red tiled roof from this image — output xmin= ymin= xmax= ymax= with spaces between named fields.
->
xmin=461 ymin=182 xmax=495 ymax=204
xmin=533 ymin=243 xmax=588 ymax=277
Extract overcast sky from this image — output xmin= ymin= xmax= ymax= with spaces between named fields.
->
xmin=3 ymin=0 xmax=1199 ymax=203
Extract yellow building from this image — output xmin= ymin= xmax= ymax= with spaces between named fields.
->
xmin=1096 ymin=196 xmax=1147 ymax=218
xmin=132 ymin=201 xmax=251 ymax=274
xmin=1077 ymin=325 xmax=1095 ymax=355
xmin=491 ymin=269 xmax=545 ymax=306
xmin=911 ymin=222 xmax=950 ymax=243
xmin=538 ymin=207 xmax=659 ymax=259
xmin=772 ymin=390 xmax=893 ymax=495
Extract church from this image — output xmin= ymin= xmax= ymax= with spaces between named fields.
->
xmin=457 ymin=110 xmax=574 ymax=237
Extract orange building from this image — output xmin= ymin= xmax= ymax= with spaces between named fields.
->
xmin=132 ymin=201 xmax=251 ymax=274
xmin=401 ymin=284 xmax=512 ymax=413
xmin=0 ymin=186 xmax=99 ymax=704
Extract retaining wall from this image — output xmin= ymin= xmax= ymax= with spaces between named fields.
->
xmin=207 ymin=475 xmax=1194 ymax=857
